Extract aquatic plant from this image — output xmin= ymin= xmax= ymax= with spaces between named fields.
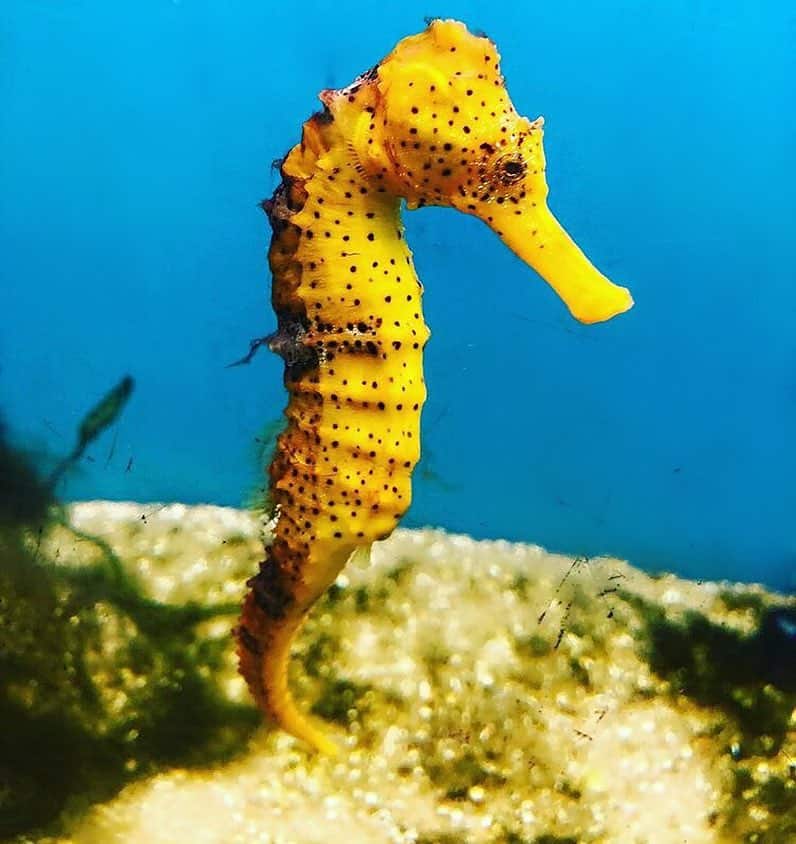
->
xmin=47 ymin=375 xmax=134 ymax=489
xmin=0 ymin=388 xmax=257 ymax=839
xmin=236 ymin=18 xmax=633 ymax=752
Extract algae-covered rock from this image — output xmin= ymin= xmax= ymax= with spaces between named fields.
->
xmin=0 ymin=503 xmax=261 ymax=841
xmin=2 ymin=503 xmax=794 ymax=843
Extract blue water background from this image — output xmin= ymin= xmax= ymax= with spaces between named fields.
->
xmin=1 ymin=1 xmax=794 ymax=588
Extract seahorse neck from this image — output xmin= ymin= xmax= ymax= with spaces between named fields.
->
xmin=266 ymin=111 xmax=425 ymax=352
xmin=284 ymin=163 xmax=407 ymax=293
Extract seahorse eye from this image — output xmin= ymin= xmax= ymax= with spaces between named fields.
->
xmin=501 ymin=158 xmax=526 ymax=183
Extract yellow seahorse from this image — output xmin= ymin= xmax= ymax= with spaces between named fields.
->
xmin=236 ymin=19 xmax=633 ymax=754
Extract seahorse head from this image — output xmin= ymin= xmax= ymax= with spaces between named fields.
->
xmin=344 ymin=19 xmax=633 ymax=324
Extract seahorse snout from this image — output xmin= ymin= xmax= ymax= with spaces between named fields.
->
xmin=479 ymin=199 xmax=634 ymax=324
xmin=445 ymin=114 xmax=633 ymax=324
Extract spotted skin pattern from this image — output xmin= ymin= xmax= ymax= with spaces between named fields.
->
xmin=237 ymin=20 xmax=633 ymax=754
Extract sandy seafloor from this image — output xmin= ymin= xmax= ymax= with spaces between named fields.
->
xmin=7 ymin=502 xmax=796 ymax=844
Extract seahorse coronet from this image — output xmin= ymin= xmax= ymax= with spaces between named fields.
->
xmin=236 ymin=18 xmax=633 ymax=754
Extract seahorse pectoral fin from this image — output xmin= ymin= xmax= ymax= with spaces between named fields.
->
xmin=485 ymin=202 xmax=633 ymax=325
xmin=348 ymin=544 xmax=372 ymax=570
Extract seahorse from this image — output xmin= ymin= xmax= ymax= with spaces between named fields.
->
xmin=236 ymin=19 xmax=633 ymax=754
